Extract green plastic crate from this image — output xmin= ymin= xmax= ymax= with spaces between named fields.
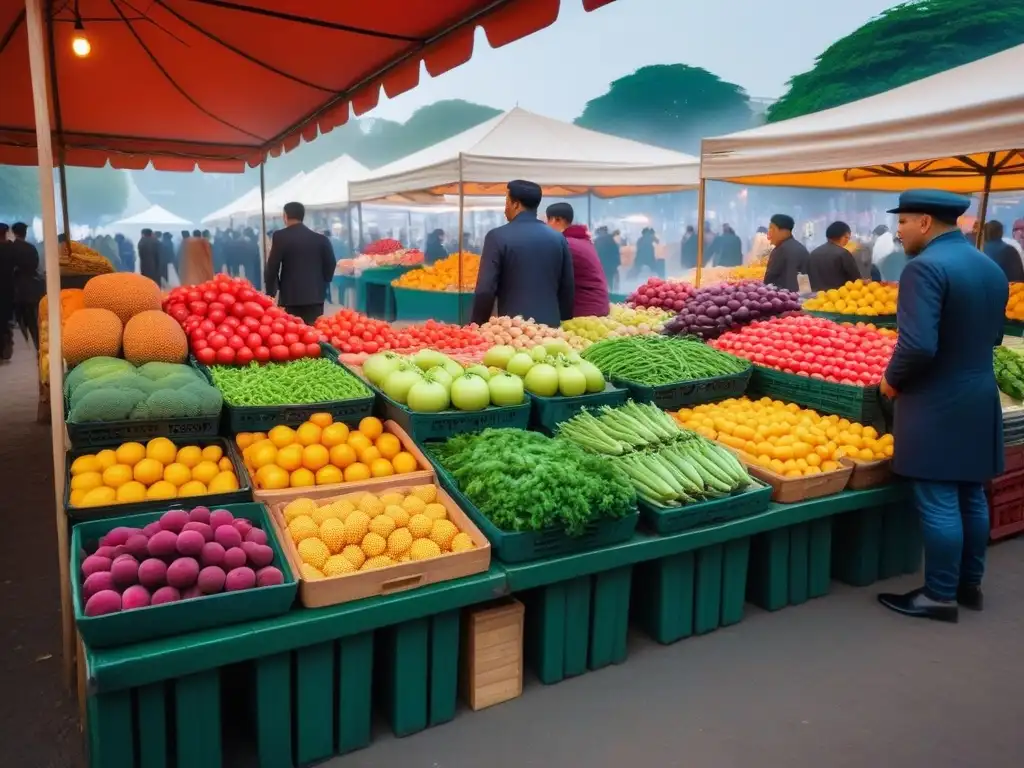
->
xmin=193 ymin=344 xmax=375 ymax=433
xmin=749 ymin=365 xmax=882 ymax=423
xmin=371 ymin=384 xmax=531 ymax=441
xmin=638 ymin=479 xmax=772 ymax=535
xmin=832 ymin=502 xmax=922 ymax=587
xmin=66 ymin=412 xmax=219 ymax=451
xmin=359 ymin=266 xmax=415 ymax=321
xmin=1004 ymin=321 xmax=1024 ymax=338
xmin=71 ymin=502 xmax=297 ymax=648
xmin=609 ymin=292 xmax=630 ymax=304
xmin=424 ymin=451 xmax=638 ymax=563
xmin=65 ymin=436 xmax=252 ymax=522
xmin=611 ymin=366 xmax=752 ymax=410
xmin=746 ymin=517 xmax=833 ymax=611
xmin=804 ymin=309 xmax=897 ymax=328
xmin=528 ymin=383 xmax=629 ymax=433
xmin=393 ymin=287 xmax=475 ymax=324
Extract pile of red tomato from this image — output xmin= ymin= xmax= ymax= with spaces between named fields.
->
xmin=162 ymin=276 xmax=326 ymax=366
xmin=710 ymin=314 xmax=896 ymax=386
xmin=315 ymin=309 xmax=487 ymax=356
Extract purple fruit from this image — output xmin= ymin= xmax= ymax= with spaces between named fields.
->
xmin=245 ymin=528 xmax=268 ymax=546
xmin=214 ymin=525 xmax=242 ymax=550
xmin=225 ymin=567 xmax=256 ymax=592
xmin=256 ymin=566 xmax=284 ymax=587
xmin=181 ymin=586 xmax=203 ymax=600
xmin=198 ymin=566 xmax=226 ymax=595
xmin=222 ymin=547 xmax=247 ymax=570
xmin=138 ymin=558 xmax=168 ymax=589
xmin=209 ymin=508 xmax=234 ymax=530
xmin=166 ymin=557 xmax=200 ymax=590
xmin=151 ymin=586 xmax=181 ymax=605
xmin=188 ymin=506 xmax=211 ymax=524
xmin=121 ymin=585 xmax=151 ymax=610
xmin=142 ymin=521 xmax=163 ymax=538
xmin=242 ymin=542 xmax=274 ymax=569
xmin=181 ymin=521 xmax=213 ymax=542
xmin=176 ymin=530 xmax=206 ymax=557
xmin=83 ymin=571 xmax=116 ymax=600
xmin=81 ymin=555 xmax=112 ymax=577
xmin=231 ymin=518 xmax=253 ymax=539
xmin=93 ymin=545 xmax=117 ymax=559
xmin=112 ymin=545 xmax=129 ymax=558
xmin=147 ymin=530 xmax=178 ymax=559
xmin=200 ymin=541 xmax=226 ymax=568
xmin=124 ymin=534 xmax=150 ymax=560
xmin=159 ymin=509 xmax=189 ymax=533
xmin=111 ymin=557 xmax=139 ymax=588
xmin=100 ymin=527 xmax=140 ymax=548
xmin=84 ymin=590 xmax=122 ymax=616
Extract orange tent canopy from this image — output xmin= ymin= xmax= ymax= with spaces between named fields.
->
xmin=1 ymin=0 xmax=616 ymax=172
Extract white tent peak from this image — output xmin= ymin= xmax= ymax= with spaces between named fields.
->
xmin=110 ymin=204 xmax=191 ymax=227
xmin=296 ymin=154 xmax=371 ymax=210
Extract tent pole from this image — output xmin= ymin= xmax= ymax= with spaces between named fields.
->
xmin=587 ymin=191 xmax=593 ymax=229
xmin=357 ymin=203 xmax=364 ymax=251
xmin=695 ymin=178 xmax=707 ymax=288
xmin=259 ymin=162 xmax=267 ymax=287
xmin=43 ymin=0 xmax=72 ymax=240
xmin=975 ymin=154 xmax=995 ymax=250
xmin=346 ymin=205 xmax=355 ymax=257
xmin=456 ymin=153 xmax=466 ymax=325
xmin=26 ymin=0 xmax=74 ymax=690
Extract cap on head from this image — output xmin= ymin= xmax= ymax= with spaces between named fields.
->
xmin=507 ymin=180 xmax=542 ymax=210
xmin=770 ymin=214 xmax=795 ymax=231
xmin=545 ymin=202 xmax=574 ymax=224
xmin=887 ymin=189 xmax=971 ymax=224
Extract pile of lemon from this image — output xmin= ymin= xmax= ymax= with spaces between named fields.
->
xmin=281 ymin=484 xmax=476 ymax=579
xmin=1006 ymin=283 xmax=1024 ymax=321
xmin=69 ymin=438 xmax=240 ymax=508
xmin=237 ymin=414 xmax=421 ymax=491
xmin=804 ymin=280 xmax=897 ymax=316
xmin=674 ymin=397 xmax=893 ymax=479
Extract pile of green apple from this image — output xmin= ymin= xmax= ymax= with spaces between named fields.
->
xmin=362 ymin=349 xmax=526 ymax=413
xmin=482 ymin=339 xmax=607 ymax=397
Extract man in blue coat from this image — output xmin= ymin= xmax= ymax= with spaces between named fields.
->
xmin=878 ymin=190 xmax=1009 ymax=623
xmin=469 ymin=180 xmax=575 ymax=327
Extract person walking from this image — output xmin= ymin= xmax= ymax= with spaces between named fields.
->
xmin=138 ymin=229 xmax=162 ymax=284
xmin=241 ymin=228 xmax=263 ymax=290
xmin=159 ymin=232 xmax=175 ymax=287
xmin=546 ymin=202 xmax=609 ymax=317
xmin=179 ymin=230 xmax=215 ymax=286
xmin=807 ymin=221 xmax=862 ymax=292
xmin=680 ymin=225 xmax=698 ymax=270
xmin=9 ymin=222 xmax=43 ymax=349
xmin=114 ymin=233 xmax=135 ymax=273
xmin=628 ymin=227 xmax=662 ymax=279
xmin=265 ymin=202 xmax=337 ymax=324
xmin=982 ymin=220 xmax=1024 ymax=283
xmin=594 ymin=226 xmax=622 ymax=289
xmin=877 ymin=190 xmax=1008 ymax=623
xmin=763 ymin=214 xmax=809 ymax=292
xmin=708 ymin=223 xmax=743 ymax=267
xmin=0 ymin=223 xmax=14 ymax=360
xmin=470 ymin=180 xmax=574 ymax=327
xmin=424 ymin=229 xmax=448 ymax=265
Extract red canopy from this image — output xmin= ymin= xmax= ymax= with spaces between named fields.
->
xmin=1 ymin=0 xmax=616 ymax=171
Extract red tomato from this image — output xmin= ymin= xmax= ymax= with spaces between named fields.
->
xmin=238 ymin=289 xmax=255 ymax=302
xmin=269 ymin=344 xmax=290 ymax=362
xmin=215 ymin=346 xmax=236 ymax=365
xmin=202 ymin=290 xmax=219 ymax=303
xmin=235 ymin=347 xmax=254 ymax=366
xmin=196 ymin=347 xmax=217 ymax=365
xmin=254 ymin=346 xmax=271 ymax=363
xmin=305 ymin=343 xmax=321 ymax=357
xmin=190 ymin=328 xmax=207 ymax=342
xmin=208 ymin=308 xmax=226 ymax=325
xmin=267 ymin=333 xmax=284 ymax=347
xmin=283 ymin=332 xmax=300 ymax=345
xmin=241 ymin=316 xmax=261 ymax=330
xmin=192 ymin=339 xmax=208 ymax=352
xmin=199 ymin=319 xmax=216 ymax=333
xmin=301 ymin=329 xmax=319 ymax=345
xmin=227 ymin=335 xmax=245 ymax=351
xmin=190 ymin=301 xmax=209 ymax=317
xmin=186 ymin=289 xmax=202 ymax=304
xmin=271 ymin=321 xmax=285 ymax=335
xmin=362 ymin=340 xmax=378 ymax=354
xmin=218 ymin=293 xmax=236 ymax=306
xmin=207 ymin=333 xmax=227 ymax=349
xmin=223 ymin=316 xmax=241 ymax=328
xmin=288 ymin=341 xmax=307 ymax=359
xmin=257 ymin=325 xmax=273 ymax=340
xmin=245 ymin=333 xmax=263 ymax=348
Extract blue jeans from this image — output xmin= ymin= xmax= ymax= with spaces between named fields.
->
xmin=912 ymin=480 xmax=989 ymax=601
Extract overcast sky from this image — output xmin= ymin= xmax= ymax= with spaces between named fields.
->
xmin=368 ymin=0 xmax=896 ymax=122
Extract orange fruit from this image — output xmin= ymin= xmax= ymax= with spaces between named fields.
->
xmin=295 ymin=422 xmax=323 ymax=447
xmin=315 ymin=465 xmax=343 ymax=485
xmin=250 ymin=432 xmax=267 ymax=444
xmin=251 ymin=442 xmax=279 ymax=469
xmin=308 ymin=412 xmax=333 ymax=428
xmin=218 ymin=456 xmax=234 ymax=472
xmin=145 ymin=438 xmax=177 ymax=465
xmin=375 ymin=433 xmax=401 ymax=460
xmin=114 ymin=442 xmax=146 ymax=467
xmin=370 ymin=458 xmax=394 ymax=478
xmin=235 ymin=432 xmax=255 ymax=450
xmin=268 ymin=425 xmax=297 ymax=448
xmin=255 ymin=464 xmax=289 ymax=490
xmin=176 ymin=446 xmax=203 ymax=469
xmin=346 ymin=432 xmax=372 ymax=454
xmin=343 ymin=462 xmax=371 ymax=482
xmin=329 ymin=443 xmax=358 ymax=469
xmin=178 ymin=480 xmax=208 ymax=497
xmin=290 ymin=468 xmax=316 ymax=488
xmin=320 ymin=423 xmax=350 ymax=448
xmin=359 ymin=446 xmax=382 ymax=465
xmin=133 ymin=458 xmax=164 ymax=486
xmin=201 ymin=445 xmax=223 ymax=463
xmin=391 ymin=452 xmax=418 ymax=474
xmin=358 ymin=417 xmax=383 ymax=440
xmin=276 ymin=443 xmax=305 ymax=472
xmin=208 ymin=471 xmax=240 ymax=493
xmin=163 ymin=462 xmax=192 ymax=487
xmin=302 ymin=444 xmax=330 ymax=472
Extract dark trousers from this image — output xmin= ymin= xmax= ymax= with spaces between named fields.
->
xmin=285 ymin=303 xmax=324 ymax=325
xmin=913 ymin=480 xmax=988 ymax=601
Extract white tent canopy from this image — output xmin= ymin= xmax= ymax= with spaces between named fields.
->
xmin=110 ymin=204 xmax=191 ymax=228
xmin=201 ymin=185 xmax=263 ymax=225
xmin=349 ymin=107 xmax=700 ymax=202
xmin=700 ymin=44 xmax=1024 ymax=193
xmin=297 ymin=155 xmax=370 ymax=210
xmin=201 ymin=172 xmax=307 ymax=225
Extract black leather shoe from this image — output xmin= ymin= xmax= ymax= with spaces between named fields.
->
xmin=877 ymin=587 xmax=959 ymax=623
xmin=957 ymin=585 xmax=984 ymax=611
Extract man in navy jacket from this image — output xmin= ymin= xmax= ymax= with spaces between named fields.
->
xmin=878 ymin=190 xmax=1008 ymax=623
xmin=469 ymin=180 xmax=575 ymax=327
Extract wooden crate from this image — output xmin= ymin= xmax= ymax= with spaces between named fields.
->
xmin=841 ymin=457 xmax=893 ymax=490
xmin=461 ymin=598 xmax=525 ymax=711
xmin=268 ymin=476 xmax=491 ymax=608
xmin=251 ymin=419 xmax=433 ymax=505
xmin=716 ymin=442 xmax=852 ymax=503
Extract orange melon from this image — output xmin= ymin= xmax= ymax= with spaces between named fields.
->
xmin=122 ymin=310 xmax=188 ymax=365
xmin=83 ymin=272 xmax=162 ymax=325
xmin=61 ymin=308 xmax=123 ymax=366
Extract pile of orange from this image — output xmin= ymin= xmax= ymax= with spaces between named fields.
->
xmin=803 ymin=279 xmax=897 ymax=316
xmin=237 ymin=415 xmax=421 ymax=491
xmin=392 ymin=251 xmax=480 ymax=292
xmin=1006 ymin=283 xmax=1024 ymax=321
xmin=674 ymin=397 xmax=893 ymax=479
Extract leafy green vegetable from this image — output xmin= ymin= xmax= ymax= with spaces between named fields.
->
xmin=430 ymin=428 xmax=636 ymax=535
xmin=995 ymin=346 xmax=1024 ymax=400
xmin=581 ymin=335 xmax=747 ymax=386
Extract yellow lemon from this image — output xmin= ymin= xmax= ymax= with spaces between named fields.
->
xmin=309 ymin=412 xmax=333 ymax=428
xmin=255 ymin=465 xmax=289 ymax=490
xmin=217 ymin=456 xmax=234 ymax=472
xmin=79 ymin=486 xmax=117 ymax=508
xmin=315 ymin=465 xmax=343 ymax=486
xmin=201 ymin=444 xmax=223 ymax=463
xmin=94 ymin=449 xmax=118 ymax=470
xmin=102 ymin=464 xmax=134 ymax=489
xmin=175 ymin=445 xmax=203 ymax=469
xmin=208 ymin=471 xmax=240 ymax=493
xmin=250 ymin=442 xmax=279 ymax=470
xmin=145 ymin=437 xmax=177 ymax=465
xmin=146 ymin=480 xmax=178 ymax=500
xmin=133 ymin=458 xmax=164 ymax=486
xmin=320 ymin=423 xmax=349 ymax=448
xmin=70 ymin=471 xmax=103 ymax=492
xmin=268 ymin=425 xmax=297 ymax=448
xmin=191 ymin=460 xmax=220 ymax=485
xmin=302 ymin=444 xmax=330 ymax=472
xmin=114 ymin=442 xmax=145 ymax=467
xmin=163 ymin=462 xmax=192 ymax=487
xmin=177 ymin=480 xmax=208 ymax=497
xmin=69 ymin=489 xmax=87 ymax=507
xmin=70 ymin=455 xmax=99 ymax=475
xmin=290 ymin=468 xmax=316 ymax=488
xmin=295 ymin=422 xmax=322 ymax=447
xmin=116 ymin=481 xmax=147 ymax=503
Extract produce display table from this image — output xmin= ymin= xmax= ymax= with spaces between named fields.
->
xmin=359 ymin=266 xmax=416 ymax=321
xmin=331 ymin=274 xmax=358 ymax=309
xmin=393 ymin=287 xmax=475 ymax=324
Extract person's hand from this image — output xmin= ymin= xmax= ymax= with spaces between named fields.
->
xmin=879 ymin=375 xmax=898 ymax=399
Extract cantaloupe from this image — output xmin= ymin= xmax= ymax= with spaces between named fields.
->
xmin=83 ymin=273 xmax=162 ymax=325
xmin=122 ymin=310 xmax=188 ymax=365
xmin=62 ymin=308 xmax=123 ymax=366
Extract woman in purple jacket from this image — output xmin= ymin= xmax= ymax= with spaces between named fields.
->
xmin=546 ymin=202 xmax=610 ymax=317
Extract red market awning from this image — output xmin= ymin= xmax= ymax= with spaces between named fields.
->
xmin=1 ymin=0 xmax=616 ymax=172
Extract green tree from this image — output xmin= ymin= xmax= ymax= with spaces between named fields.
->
xmin=63 ymin=167 xmax=128 ymax=222
xmin=575 ymin=65 xmax=754 ymax=154
xmin=0 ymin=166 xmax=40 ymax=217
xmin=768 ymin=0 xmax=1024 ymax=122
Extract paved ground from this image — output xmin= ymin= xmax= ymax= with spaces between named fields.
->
xmin=1 ymin=335 xmax=1022 ymax=768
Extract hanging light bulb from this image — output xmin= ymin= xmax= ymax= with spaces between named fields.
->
xmin=71 ymin=18 xmax=91 ymax=57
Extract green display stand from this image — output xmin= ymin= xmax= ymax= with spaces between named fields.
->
xmin=393 ymin=287 xmax=475 ymax=324
xmin=746 ymin=517 xmax=833 ymax=611
xmin=358 ymin=266 xmax=415 ymax=321
xmin=804 ymin=309 xmax=897 ymax=328
xmin=332 ymin=274 xmax=359 ymax=309
xmin=832 ymin=501 xmax=922 ymax=587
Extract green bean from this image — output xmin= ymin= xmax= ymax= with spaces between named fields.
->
xmin=580 ymin=336 xmax=747 ymax=386
xmin=208 ymin=358 xmax=371 ymax=406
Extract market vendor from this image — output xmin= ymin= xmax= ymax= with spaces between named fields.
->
xmin=763 ymin=214 xmax=808 ymax=292
xmin=877 ymin=189 xmax=1008 ymax=623
xmin=807 ymin=221 xmax=861 ymax=292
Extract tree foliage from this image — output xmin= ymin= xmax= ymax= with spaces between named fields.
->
xmin=768 ymin=0 xmax=1024 ymax=122
xmin=575 ymin=65 xmax=754 ymax=154
xmin=0 ymin=165 xmax=128 ymax=222
xmin=0 ymin=166 xmax=40 ymax=218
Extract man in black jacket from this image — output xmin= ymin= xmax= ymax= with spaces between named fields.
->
xmin=266 ymin=201 xmax=336 ymax=324
xmin=138 ymin=229 xmax=162 ymax=283
xmin=764 ymin=213 xmax=809 ymax=292
xmin=808 ymin=221 xmax=862 ymax=292
xmin=0 ymin=223 xmax=13 ymax=359
xmin=9 ymin=223 xmax=43 ymax=349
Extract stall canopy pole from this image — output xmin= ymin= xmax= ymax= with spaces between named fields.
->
xmin=346 ymin=205 xmax=355 ymax=257
xmin=695 ymin=178 xmax=707 ymax=288
xmin=974 ymin=153 xmax=996 ymax=250
xmin=456 ymin=153 xmax=466 ymax=324
xmin=26 ymin=0 xmax=74 ymax=689
xmin=587 ymin=191 xmax=593 ymax=229
xmin=259 ymin=163 xmax=267 ymax=286
xmin=357 ymin=203 xmax=364 ymax=251
xmin=43 ymin=3 xmax=72 ymax=240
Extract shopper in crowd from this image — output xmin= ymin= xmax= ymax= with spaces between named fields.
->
xmin=983 ymin=220 xmax=1024 ymax=282
xmin=138 ymin=228 xmax=161 ymax=283
xmin=241 ymin=227 xmax=262 ymax=290
xmin=679 ymin=225 xmax=697 ymax=269
xmin=265 ymin=201 xmax=336 ymax=325
xmin=628 ymin=227 xmax=662 ymax=279
xmin=114 ymin=233 xmax=135 ymax=273
xmin=470 ymin=179 xmax=574 ymax=327
xmin=1003 ymin=220 xmax=1023 ymax=260
xmin=546 ymin=202 xmax=609 ymax=318
xmin=179 ymin=229 xmax=214 ymax=287
xmin=763 ymin=214 xmax=808 ymax=292
xmin=877 ymin=190 xmax=1008 ymax=623
xmin=871 ymin=224 xmax=896 ymax=265
xmin=9 ymin=223 xmax=43 ymax=350
xmin=594 ymin=226 xmax=622 ymax=289
xmin=746 ymin=226 xmax=771 ymax=265
xmin=159 ymin=232 xmax=175 ymax=286
xmin=1013 ymin=220 xmax=1024 ymax=252
xmin=707 ymin=223 xmax=743 ymax=267
xmin=424 ymin=229 xmax=448 ymax=264
xmin=807 ymin=221 xmax=862 ymax=292
xmin=176 ymin=229 xmax=190 ymax=272
xmin=0 ymin=223 xmax=13 ymax=360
